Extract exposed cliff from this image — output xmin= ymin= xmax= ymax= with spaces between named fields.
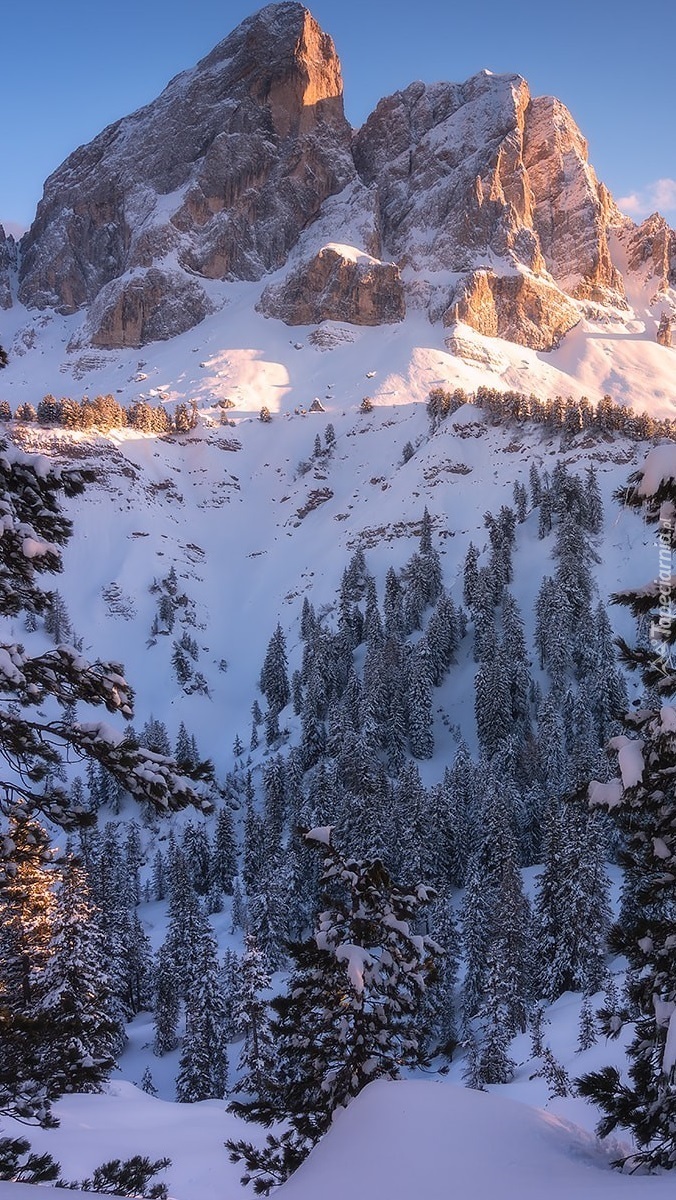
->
xmin=13 ymin=4 xmax=676 ymax=353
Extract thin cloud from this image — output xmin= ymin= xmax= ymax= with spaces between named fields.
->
xmin=618 ymin=178 xmax=676 ymax=220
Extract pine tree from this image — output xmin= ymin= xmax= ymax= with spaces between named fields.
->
xmin=233 ymin=936 xmax=276 ymax=1105
xmin=167 ymin=852 xmax=206 ymax=987
xmin=43 ymin=589 xmax=73 ymax=644
xmin=418 ymin=891 xmax=458 ymax=1057
xmin=259 ymin=624 xmax=290 ymax=715
xmin=35 ymin=858 xmax=120 ymax=1095
xmin=407 ymin=639 xmax=434 ymax=759
xmin=116 ymin=908 xmax=154 ymax=1017
xmin=475 ymin=646 xmax=512 ymax=759
xmin=534 ymin=798 xmax=610 ymax=1002
xmin=0 ymin=814 xmax=57 ymax=1125
xmin=535 ymin=1046 xmax=572 ymax=1098
xmin=211 ymin=806 xmax=238 ymax=895
xmin=529 ymin=461 xmax=542 ymax=508
xmin=151 ymin=850 xmax=167 ymax=901
xmin=577 ymin=993 xmax=598 ymax=1053
xmin=153 ymin=943 xmax=180 ymax=1056
xmin=462 ymin=773 xmax=531 ymax=1033
xmin=583 ymin=464 xmax=604 ymax=534
xmin=140 ymin=1067 xmax=158 ymax=1096
xmin=383 ymin=567 xmax=404 ymax=640
xmin=577 ymin=446 xmax=676 ymax=1169
xmin=182 ymin=821 xmax=212 ymax=896
xmin=227 ymin=829 xmax=439 ymax=1190
xmin=463 ymin=543 xmax=480 ymax=609
xmin=476 ymin=950 xmax=517 ymax=1086
xmin=176 ymin=919 xmax=229 ymax=1102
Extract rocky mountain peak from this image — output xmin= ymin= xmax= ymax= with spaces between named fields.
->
xmin=10 ymin=5 xmax=676 ymax=354
xmin=17 ymin=2 xmax=354 ymax=345
xmin=195 ymin=3 xmax=346 ymax=140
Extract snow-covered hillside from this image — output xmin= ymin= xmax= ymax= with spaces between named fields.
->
xmin=0 ymin=293 xmax=663 ymax=773
xmin=1 ymin=268 xmax=675 ymax=1200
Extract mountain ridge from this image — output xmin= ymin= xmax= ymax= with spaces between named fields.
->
xmin=2 ymin=2 xmax=673 ymax=359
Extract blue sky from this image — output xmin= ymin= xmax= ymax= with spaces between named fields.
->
xmin=2 ymin=0 xmax=675 ymax=235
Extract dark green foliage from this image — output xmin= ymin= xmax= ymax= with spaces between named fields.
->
xmin=227 ymin=830 xmax=439 ymax=1191
xmin=173 ymin=402 xmax=197 ymax=433
xmin=426 ymin=386 xmax=467 ymax=426
xmin=34 ymin=857 xmax=121 ymax=1095
xmin=62 ymin=1155 xmax=171 ymax=1197
xmin=0 ymin=1135 xmax=60 ymax=1184
xmin=577 ymin=449 xmax=676 ymax=1170
xmin=534 ymin=799 xmax=610 ymax=1002
xmin=534 ymin=1046 xmax=573 ymax=1099
xmin=175 ymin=922 xmax=229 ymax=1102
xmin=259 ymin=624 xmax=290 ymax=715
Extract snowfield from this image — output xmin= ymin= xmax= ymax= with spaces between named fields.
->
xmin=1 ymin=272 xmax=675 ymax=1200
xmin=4 ymin=1075 xmax=676 ymax=1200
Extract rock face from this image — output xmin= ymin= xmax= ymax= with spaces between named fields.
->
xmin=657 ymin=313 xmax=673 ymax=348
xmin=522 ymin=96 xmax=624 ymax=302
xmin=18 ymin=3 xmax=354 ymax=344
xmin=13 ymin=4 xmax=676 ymax=352
xmin=354 ymin=73 xmax=626 ymax=314
xmin=622 ymin=213 xmax=676 ymax=293
xmin=82 ymin=269 xmax=214 ymax=349
xmin=443 ymin=269 xmax=580 ymax=351
xmin=0 ymin=226 xmax=16 ymax=310
xmin=258 ymin=244 xmax=405 ymax=325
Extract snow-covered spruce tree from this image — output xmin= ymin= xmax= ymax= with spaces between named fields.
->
xmin=152 ymin=943 xmax=180 ymax=1056
xmin=34 ymin=857 xmax=120 ymax=1095
xmin=232 ymin=935 xmax=276 ymax=1106
xmin=407 ymin=637 xmax=434 ymax=759
xmin=533 ymin=797 xmax=611 ymax=1003
xmin=175 ymin=917 xmax=229 ymax=1103
xmin=211 ymin=805 xmax=237 ymax=895
xmin=259 ymin=624 xmax=290 ymax=716
xmin=577 ymin=445 xmax=676 ymax=1169
xmin=461 ymin=770 xmax=532 ymax=1035
xmin=417 ymin=889 xmax=459 ymax=1057
xmin=0 ymin=814 xmax=57 ymax=1125
xmin=227 ymin=828 xmax=440 ymax=1192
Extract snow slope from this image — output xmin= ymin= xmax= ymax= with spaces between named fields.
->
xmin=0 ymin=266 xmax=673 ymax=1200
xmin=279 ymin=1079 xmax=676 ymax=1200
xmin=3 ymin=1073 xmax=675 ymax=1200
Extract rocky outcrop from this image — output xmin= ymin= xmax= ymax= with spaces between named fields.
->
xmin=443 ymin=269 xmax=580 ymax=351
xmin=353 ymin=71 xmax=628 ymax=338
xmin=80 ymin=269 xmax=213 ymax=349
xmin=258 ymin=244 xmax=405 ymax=325
xmin=0 ymin=226 xmax=16 ymax=310
xmin=522 ymin=96 xmax=624 ymax=302
xmin=622 ymin=213 xmax=676 ymax=292
xmin=354 ymin=73 xmax=540 ymax=275
xmin=18 ymin=3 xmax=355 ymax=334
xmin=657 ymin=313 xmax=673 ymax=348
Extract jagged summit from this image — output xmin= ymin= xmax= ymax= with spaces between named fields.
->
xmin=8 ymin=4 xmax=676 ymax=353
xmin=17 ymin=2 xmax=353 ymax=344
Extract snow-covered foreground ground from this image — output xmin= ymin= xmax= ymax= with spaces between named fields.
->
xmin=2 ymin=1074 xmax=675 ymax=1200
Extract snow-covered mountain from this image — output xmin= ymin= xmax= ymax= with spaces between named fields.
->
xmin=2 ymin=2 xmax=674 ymax=361
xmin=3 ymin=8 xmax=676 ymax=1200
